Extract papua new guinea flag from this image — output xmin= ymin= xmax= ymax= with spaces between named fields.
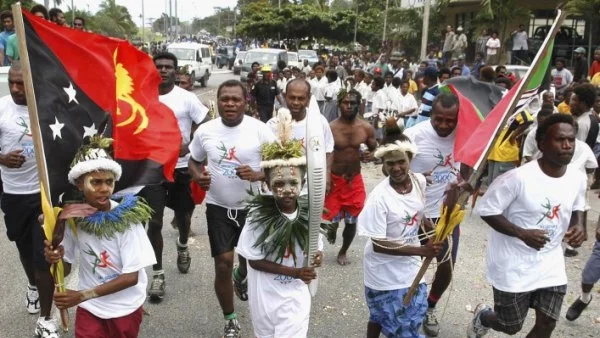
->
xmin=21 ymin=9 xmax=181 ymax=204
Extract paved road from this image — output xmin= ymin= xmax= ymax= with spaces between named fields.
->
xmin=1 ymin=71 xmax=599 ymax=337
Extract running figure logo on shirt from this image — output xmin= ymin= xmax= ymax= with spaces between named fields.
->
xmin=16 ymin=117 xmax=32 ymax=142
xmin=402 ymin=211 xmax=419 ymax=226
xmin=433 ymin=149 xmax=453 ymax=169
xmin=217 ymin=141 xmax=241 ymax=165
xmin=536 ymin=198 xmax=561 ymax=225
xmin=83 ymin=243 xmax=117 ymax=276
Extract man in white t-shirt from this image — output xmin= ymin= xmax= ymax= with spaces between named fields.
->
xmin=469 ymin=114 xmax=586 ymax=338
xmin=403 ymin=92 xmax=463 ymax=337
xmin=522 ymin=107 xmax=553 ymax=163
xmin=551 ymin=58 xmax=573 ymax=96
xmin=570 ymin=83 xmax=599 ymax=151
xmin=511 ymin=24 xmax=529 ymax=65
xmin=0 ymin=63 xmax=58 ymax=336
xmin=397 ymin=80 xmax=419 ymax=124
xmin=189 ymin=80 xmax=276 ymax=338
xmin=45 ymin=138 xmax=156 ymax=338
xmin=267 ymin=79 xmax=334 ymax=188
xmin=310 ymin=65 xmax=328 ymax=113
xmin=485 ymin=32 xmax=501 ymax=65
xmin=358 ymin=134 xmax=442 ymax=338
xmin=371 ymin=77 xmax=389 ymax=142
xmin=142 ymin=52 xmax=208 ymax=302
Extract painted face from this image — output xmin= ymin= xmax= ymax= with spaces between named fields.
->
xmin=77 ymin=170 xmax=116 ymax=211
xmin=383 ymin=151 xmax=411 ymax=186
xmin=268 ymin=166 xmax=304 ymax=213
xmin=339 ymin=93 xmax=360 ymax=120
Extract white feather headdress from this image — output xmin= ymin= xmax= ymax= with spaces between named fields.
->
xmin=374 ymin=140 xmax=418 ymax=160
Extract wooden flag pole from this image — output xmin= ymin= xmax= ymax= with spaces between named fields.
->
xmin=403 ymin=7 xmax=567 ymax=307
xmin=11 ymin=4 xmax=69 ymax=331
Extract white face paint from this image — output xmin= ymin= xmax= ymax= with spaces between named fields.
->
xmin=382 ymin=151 xmax=411 ymax=184
xmin=82 ymin=171 xmax=116 ymax=195
xmin=268 ymin=166 xmax=304 ymax=203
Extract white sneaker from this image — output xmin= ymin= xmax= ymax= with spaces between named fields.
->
xmin=34 ymin=317 xmax=60 ymax=338
xmin=26 ymin=285 xmax=40 ymax=314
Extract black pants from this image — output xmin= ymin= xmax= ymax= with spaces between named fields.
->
xmin=257 ymin=105 xmax=274 ymax=123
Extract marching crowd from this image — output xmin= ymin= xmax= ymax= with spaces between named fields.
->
xmin=1 ymin=4 xmax=600 ymax=338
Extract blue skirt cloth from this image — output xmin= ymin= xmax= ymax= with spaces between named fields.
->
xmin=364 ymin=283 xmax=428 ymax=338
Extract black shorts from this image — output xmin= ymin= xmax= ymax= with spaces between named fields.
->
xmin=139 ymin=168 xmax=195 ymax=229
xmin=1 ymin=193 xmax=48 ymax=270
xmin=206 ymin=203 xmax=248 ymax=257
xmin=493 ymin=285 xmax=566 ymax=333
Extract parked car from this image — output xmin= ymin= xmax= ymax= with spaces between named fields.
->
xmin=233 ymin=51 xmax=246 ymax=75
xmin=528 ymin=25 xmax=599 ymax=62
xmin=167 ymin=42 xmax=212 ymax=87
xmin=287 ymin=51 xmax=299 ymax=69
xmin=298 ymin=49 xmax=319 ymax=66
xmin=216 ymin=46 xmax=236 ymax=70
xmin=240 ymin=48 xmax=288 ymax=82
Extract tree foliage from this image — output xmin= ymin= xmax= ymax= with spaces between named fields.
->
xmin=475 ymin=0 xmax=530 ymax=55
xmin=0 ymin=0 xmax=37 ymax=11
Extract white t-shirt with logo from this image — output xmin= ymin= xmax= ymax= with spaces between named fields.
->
xmin=404 ymin=121 xmax=459 ymax=218
xmin=358 ymin=174 xmax=427 ymax=290
xmin=0 ymin=95 xmax=39 ymax=194
xmin=159 ymin=85 xmax=208 ymax=169
xmin=189 ymin=116 xmax=276 ymax=209
xmin=475 ymin=161 xmax=586 ymax=293
xmin=62 ymin=200 xmax=156 ymax=319
xmin=237 ymin=209 xmax=323 ymax=338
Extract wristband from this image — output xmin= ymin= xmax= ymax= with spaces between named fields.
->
xmin=80 ymin=288 xmax=98 ymax=301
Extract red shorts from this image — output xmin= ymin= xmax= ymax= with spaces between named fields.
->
xmin=75 ymin=306 xmax=143 ymax=338
xmin=323 ymin=173 xmax=366 ymax=221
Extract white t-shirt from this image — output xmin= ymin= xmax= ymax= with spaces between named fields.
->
xmin=310 ymin=77 xmax=328 ymax=101
xmin=551 ymin=68 xmax=573 ymax=90
xmin=486 ymin=38 xmax=501 ymax=55
xmin=372 ymin=89 xmax=390 ymax=114
xmin=512 ymin=31 xmax=528 ymax=50
xmin=159 ymin=86 xmax=208 ymax=169
xmin=570 ymin=139 xmax=598 ymax=176
xmin=189 ymin=116 xmax=276 ymax=209
xmin=398 ymin=92 xmax=419 ymax=117
xmin=404 ymin=121 xmax=459 ymax=218
xmin=522 ymin=127 xmax=541 ymax=160
xmin=267 ymin=113 xmax=334 ymax=154
xmin=324 ymin=81 xmax=341 ymax=101
xmin=358 ymin=174 xmax=427 ymax=290
xmin=238 ymin=209 xmax=323 ymax=338
xmin=574 ymin=111 xmax=592 ymax=143
xmin=0 ymin=95 xmax=39 ymax=194
xmin=62 ymin=200 xmax=156 ymax=319
xmin=475 ymin=161 xmax=586 ymax=293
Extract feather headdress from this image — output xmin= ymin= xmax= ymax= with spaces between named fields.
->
xmin=374 ymin=140 xmax=419 ymax=160
xmin=260 ymin=108 xmax=306 ymax=168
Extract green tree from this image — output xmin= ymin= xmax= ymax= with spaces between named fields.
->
xmin=330 ymin=0 xmax=352 ymax=12
xmin=153 ymin=14 xmax=180 ymax=34
xmin=565 ymin=0 xmax=600 ymax=53
xmin=93 ymin=0 xmax=137 ymax=39
xmin=0 ymin=0 xmax=37 ymax=11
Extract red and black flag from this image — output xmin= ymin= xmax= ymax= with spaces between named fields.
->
xmin=20 ymin=9 xmax=181 ymax=204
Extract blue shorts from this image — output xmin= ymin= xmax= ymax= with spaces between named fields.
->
xmin=365 ymin=284 xmax=427 ymax=338
xmin=582 ymin=240 xmax=600 ymax=285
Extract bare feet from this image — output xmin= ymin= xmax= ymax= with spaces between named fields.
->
xmin=337 ymin=252 xmax=350 ymax=265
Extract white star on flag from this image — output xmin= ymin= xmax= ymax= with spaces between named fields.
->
xmin=83 ymin=123 xmax=98 ymax=138
xmin=49 ymin=117 xmax=64 ymax=140
xmin=63 ymin=82 xmax=79 ymax=104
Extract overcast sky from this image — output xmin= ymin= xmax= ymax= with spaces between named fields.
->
xmin=57 ymin=0 xmax=238 ymax=25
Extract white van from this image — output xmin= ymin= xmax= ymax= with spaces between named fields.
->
xmin=167 ymin=42 xmax=212 ymax=87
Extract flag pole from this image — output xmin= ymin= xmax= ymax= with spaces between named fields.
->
xmin=403 ymin=6 xmax=567 ymax=306
xmin=11 ymin=4 xmax=70 ymax=331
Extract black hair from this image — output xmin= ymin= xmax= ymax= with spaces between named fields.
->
xmin=31 ymin=5 xmax=49 ymax=19
xmin=251 ymin=61 xmax=260 ymax=68
xmin=153 ymin=51 xmax=178 ymax=69
xmin=555 ymin=57 xmax=566 ymax=65
xmin=49 ymin=8 xmax=63 ymax=20
xmin=217 ymin=79 xmax=248 ymax=99
xmin=438 ymin=67 xmax=451 ymax=79
xmin=326 ymin=69 xmax=338 ymax=82
xmin=537 ymin=107 xmax=554 ymax=119
xmin=384 ymin=71 xmax=394 ymax=78
xmin=372 ymin=76 xmax=384 ymax=90
xmin=432 ymin=92 xmax=459 ymax=113
xmin=495 ymin=77 xmax=513 ymax=89
xmin=381 ymin=125 xmax=414 ymax=161
xmin=0 ymin=10 xmax=13 ymax=21
xmin=541 ymin=102 xmax=555 ymax=111
xmin=392 ymin=77 xmax=402 ymax=88
xmin=74 ymin=16 xmax=85 ymax=26
xmin=495 ymin=65 xmax=506 ymax=73
xmin=277 ymin=60 xmax=287 ymax=71
xmin=285 ymin=78 xmax=311 ymax=96
xmin=573 ymin=83 xmax=597 ymax=108
xmin=337 ymin=88 xmax=362 ymax=105
xmin=535 ymin=113 xmax=575 ymax=144
xmin=475 ymin=52 xmax=484 ymax=58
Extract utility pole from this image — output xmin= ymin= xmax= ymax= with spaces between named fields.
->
xmin=71 ymin=0 xmax=74 ymax=26
xmin=168 ymin=0 xmax=173 ymax=42
xmin=141 ymin=0 xmax=145 ymax=44
xmin=353 ymin=0 xmax=358 ymax=45
xmin=420 ymin=0 xmax=431 ymax=61
xmin=382 ymin=0 xmax=389 ymax=46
